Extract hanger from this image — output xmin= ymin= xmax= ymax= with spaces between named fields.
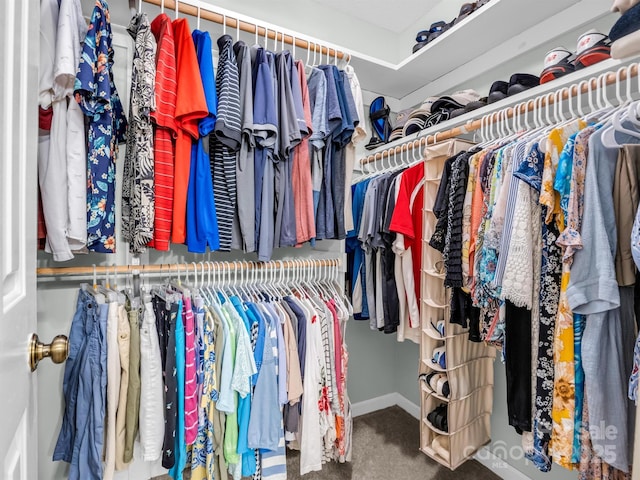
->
xmin=174 ymin=0 xmax=179 ymax=19
xmin=601 ymin=65 xmax=640 ymax=147
xmin=196 ymin=6 xmax=201 ymax=30
xmin=160 ymin=0 xmax=164 ymax=14
xmin=169 ymin=263 xmax=189 ymax=296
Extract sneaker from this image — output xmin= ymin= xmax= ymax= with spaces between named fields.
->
xmin=574 ymin=30 xmax=611 ymax=69
xmin=540 ymin=47 xmax=576 ymax=84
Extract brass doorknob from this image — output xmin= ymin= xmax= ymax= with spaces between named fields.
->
xmin=29 ymin=333 xmax=69 ymax=371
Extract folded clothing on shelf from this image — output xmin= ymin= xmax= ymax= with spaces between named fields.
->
xmin=610 ymin=3 xmax=640 ymax=59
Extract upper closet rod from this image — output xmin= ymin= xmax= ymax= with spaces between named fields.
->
xmin=36 ymin=258 xmax=341 ymax=278
xmin=142 ymin=0 xmax=349 ymax=61
xmin=360 ymin=62 xmax=640 ymax=166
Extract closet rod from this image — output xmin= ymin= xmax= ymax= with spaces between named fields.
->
xmin=360 ymin=62 xmax=640 ymax=166
xmin=36 ymin=258 xmax=341 ymax=278
xmin=142 ymin=0 xmax=348 ymax=60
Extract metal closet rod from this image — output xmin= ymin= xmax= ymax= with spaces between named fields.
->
xmin=36 ymin=258 xmax=341 ymax=278
xmin=361 ymin=62 xmax=640 ymax=166
xmin=142 ymin=0 xmax=349 ymax=60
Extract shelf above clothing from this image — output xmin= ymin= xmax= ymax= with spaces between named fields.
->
xmin=349 ymin=0 xmax=606 ymax=100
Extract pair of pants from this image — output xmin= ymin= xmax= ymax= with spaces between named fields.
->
xmin=153 ymin=294 xmax=179 ymax=469
xmin=139 ymin=301 xmax=164 ymax=461
xmin=53 ymin=289 xmax=108 ymax=480
xmin=124 ymin=303 xmax=141 ymax=463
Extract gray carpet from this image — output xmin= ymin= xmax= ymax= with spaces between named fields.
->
xmin=153 ymin=406 xmax=500 ymax=480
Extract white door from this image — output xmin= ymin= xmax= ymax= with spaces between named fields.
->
xmin=1 ymin=0 xmax=41 ymax=478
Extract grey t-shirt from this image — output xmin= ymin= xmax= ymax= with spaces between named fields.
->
xmin=231 ymin=41 xmax=255 ymax=253
xmin=274 ymin=51 xmax=301 ymax=248
xmin=307 ymin=67 xmax=328 ymax=150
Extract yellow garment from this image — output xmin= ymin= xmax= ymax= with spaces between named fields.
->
xmin=551 ymin=265 xmax=576 ymax=469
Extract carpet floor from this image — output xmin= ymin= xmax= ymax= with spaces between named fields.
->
xmin=154 ymin=406 xmax=501 ymax=480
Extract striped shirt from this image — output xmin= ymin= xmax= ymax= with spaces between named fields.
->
xmin=211 ymin=34 xmax=241 ymax=251
xmin=149 ymin=13 xmax=177 ymax=251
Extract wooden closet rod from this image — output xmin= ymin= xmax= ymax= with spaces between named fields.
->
xmin=142 ymin=0 xmax=348 ymax=60
xmin=361 ymin=62 xmax=640 ymax=166
xmin=36 ymin=258 xmax=341 ymax=277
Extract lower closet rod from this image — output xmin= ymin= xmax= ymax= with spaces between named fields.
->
xmin=36 ymin=258 xmax=341 ymax=278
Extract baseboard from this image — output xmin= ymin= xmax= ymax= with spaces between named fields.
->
xmin=352 ymin=393 xmax=532 ymax=480
xmin=394 ymin=393 xmax=421 ymax=419
xmin=473 ymin=447 xmax=533 ymax=480
xmin=352 ymin=392 xmax=420 ymax=419
xmin=351 ymin=393 xmax=399 ymax=417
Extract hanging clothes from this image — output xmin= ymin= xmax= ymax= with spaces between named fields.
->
xmin=53 ymin=262 xmax=351 ymax=480
xmin=74 ymin=0 xmax=127 ymax=253
xmin=123 ymin=13 xmax=156 ymax=254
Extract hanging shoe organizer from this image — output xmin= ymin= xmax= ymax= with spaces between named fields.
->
xmin=419 ymin=138 xmax=496 ymax=470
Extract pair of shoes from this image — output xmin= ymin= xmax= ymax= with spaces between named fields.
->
xmin=427 ymin=404 xmax=449 ymax=432
xmin=487 ymin=74 xmax=540 ymax=104
xmin=412 ymin=1 xmax=494 ymax=53
xmin=413 ymin=20 xmax=451 ymax=53
xmin=541 ymin=30 xmax=611 ymax=84
xmin=365 ymin=96 xmax=391 ymax=150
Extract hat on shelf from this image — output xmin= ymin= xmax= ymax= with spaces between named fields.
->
xmin=389 ymin=127 xmax=405 ymax=142
xmin=394 ymin=108 xmax=412 ymax=129
xmin=430 ymin=89 xmax=482 ymax=113
xmin=610 ymin=2 xmax=640 ymax=41
xmin=432 ymin=346 xmax=447 ymax=369
xmin=487 ymin=80 xmax=509 ymax=104
xmin=403 ymin=117 xmax=427 ymax=136
xmin=574 ymin=30 xmax=611 ymax=69
xmin=506 ymin=73 xmax=540 ymax=96
xmin=408 ymin=96 xmax=438 ymax=120
xmin=540 ymin=47 xmax=576 ymax=84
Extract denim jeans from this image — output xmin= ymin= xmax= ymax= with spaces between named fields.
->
xmin=53 ymin=289 xmax=108 ymax=480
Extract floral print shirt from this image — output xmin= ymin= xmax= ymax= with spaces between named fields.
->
xmin=74 ymin=0 xmax=127 ymax=253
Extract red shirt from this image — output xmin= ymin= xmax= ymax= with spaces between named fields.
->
xmin=389 ymin=162 xmax=425 ymax=304
xmin=171 ymin=18 xmax=207 ymax=244
xmin=149 ymin=13 xmax=178 ymax=251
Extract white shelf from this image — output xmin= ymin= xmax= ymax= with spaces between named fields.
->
xmin=350 ymin=0 xmax=586 ymax=99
